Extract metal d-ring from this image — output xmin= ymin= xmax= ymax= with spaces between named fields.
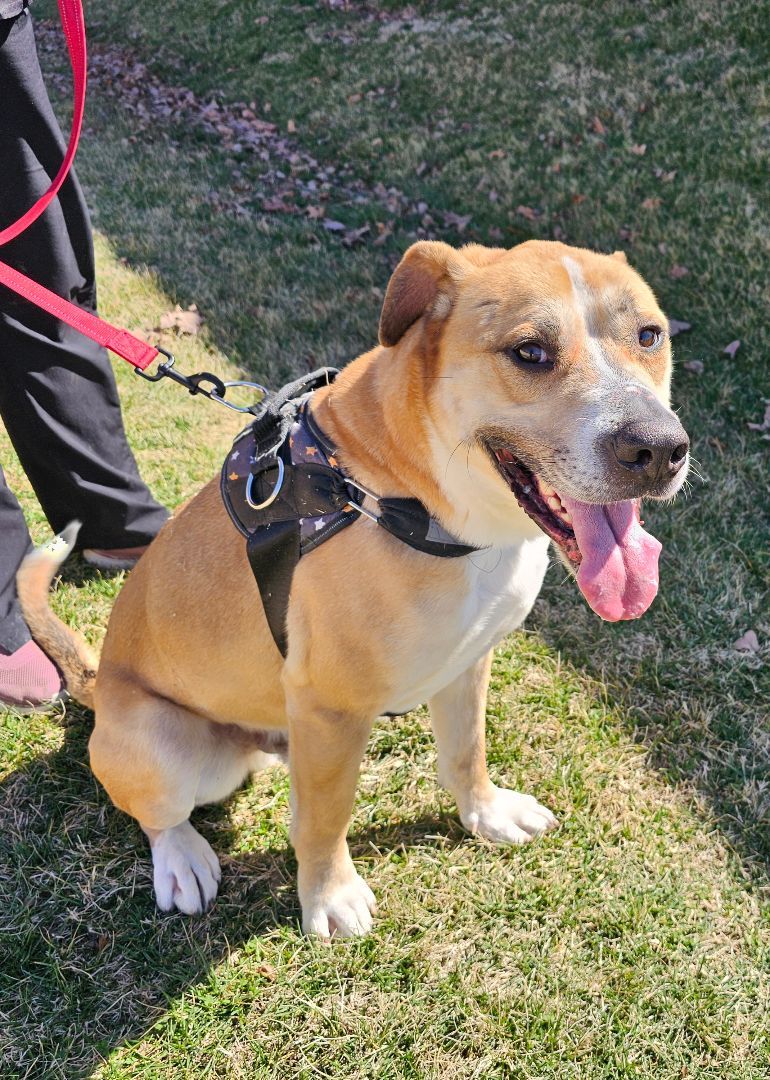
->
xmin=245 ymin=457 xmax=285 ymax=510
xmin=209 ymin=380 xmax=269 ymax=413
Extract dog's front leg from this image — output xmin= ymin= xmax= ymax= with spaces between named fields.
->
xmin=429 ymin=651 xmax=558 ymax=844
xmin=287 ymin=699 xmax=376 ymax=938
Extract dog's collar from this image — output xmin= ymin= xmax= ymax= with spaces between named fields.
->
xmin=221 ymin=368 xmax=480 ymax=656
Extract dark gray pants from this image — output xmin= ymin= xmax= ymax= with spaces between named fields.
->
xmin=0 ymin=11 xmax=168 ymax=652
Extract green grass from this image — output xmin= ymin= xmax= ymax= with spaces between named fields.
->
xmin=1 ymin=0 xmax=769 ymax=1076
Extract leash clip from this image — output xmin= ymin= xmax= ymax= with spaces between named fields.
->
xmin=135 ymin=347 xmax=268 ymax=412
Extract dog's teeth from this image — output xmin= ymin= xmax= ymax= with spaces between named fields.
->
xmin=562 ymin=510 xmax=573 ymax=524
xmin=547 ymin=496 xmax=562 ymax=512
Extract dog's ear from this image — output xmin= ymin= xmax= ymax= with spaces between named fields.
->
xmin=610 ymin=250 xmax=629 ymax=264
xmin=379 ymin=241 xmax=467 ymax=348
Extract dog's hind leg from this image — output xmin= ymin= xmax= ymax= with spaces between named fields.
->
xmin=89 ymin=676 xmax=266 ymax=914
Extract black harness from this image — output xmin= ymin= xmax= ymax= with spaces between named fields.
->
xmin=221 ymin=368 xmax=479 ymax=655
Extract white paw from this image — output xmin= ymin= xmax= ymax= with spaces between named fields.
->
xmin=150 ymin=820 xmax=222 ymax=914
xmin=300 ymin=870 xmax=377 ymax=939
xmin=462 ymin=785 xmax=558 ymax=845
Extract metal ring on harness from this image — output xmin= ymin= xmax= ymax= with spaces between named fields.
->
xmin=209 ymin=380 xmax=270 ymax=414
xmin=245 ymin=457 xmax=285 ymax=510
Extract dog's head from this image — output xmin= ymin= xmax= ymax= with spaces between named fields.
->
xmin=379 ymin=239 xmax=689 ymax=622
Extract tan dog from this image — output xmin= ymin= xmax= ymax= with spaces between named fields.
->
xmin=19 ymin=240 xmax=689 ymax=938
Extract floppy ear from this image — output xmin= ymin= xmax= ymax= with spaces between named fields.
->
xmin=611 ymin=249 xmax=628 ymax=264
xmin=379 ymin=241 xmax=466 ymax=348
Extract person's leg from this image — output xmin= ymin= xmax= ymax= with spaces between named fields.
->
xmin=0 ymin=11 xmax=169 ymax=551
xmin=0 ymin=463 xmax=64 ymax=706
xmin=0 ymin=465 xmax=33 ymax=654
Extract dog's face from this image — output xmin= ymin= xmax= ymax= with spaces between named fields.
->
xmin=379 ymin=239 xmax=690 ymax=622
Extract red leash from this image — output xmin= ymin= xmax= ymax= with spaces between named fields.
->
xmin=0 ymin=0 xmax=158 ymax=371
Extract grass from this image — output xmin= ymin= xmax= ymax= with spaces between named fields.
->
xmin=1 ymin=0 xmax=769 ymax=1076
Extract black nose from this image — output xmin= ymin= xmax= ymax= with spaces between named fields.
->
xmin=611 ymin=419 xmax=689 ymax=483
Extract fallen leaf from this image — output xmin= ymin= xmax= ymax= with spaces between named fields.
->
xmin=683 ymin=359 xmax=704 ymax=374
xmin=516 ymin=205 xmax=539 ymax=220
xmin=592 ymin=115 xmax=606 ymax=135
xmin=617 ymin=226 xmax=635 ymax=241
xmin=488 ymin=148 xmax=506 ymax=159
xmin=442 ymin=211 xmax=471 ymax=232
xmin=641 ymin=196 xmax=662 ymax=210
xmin=373 ymin=220 xmax=394 ymax=246
xmin=254 ymin=963 xmax=278 ymax=980
xmin=723 ymin=339 xmax=741 ymax=359
xmin=571 ymin=193 xmax=587 ymax=205
xmin=747 ymin=401 xmax=770 ymax=432
xmin=488 ymin=225 xmax=503 ymax=241
xmin=157 ymin=304 xmax=203 ymax=335
xmin=629 ymin=143 xmax=647 ymax=155
xmin=306 ymin=204 xmax=326 ymax=219
xmin=347 ymin=93 xmax=362 ymax=104
xmin=322 ymin=219 xmax=347 ymax=232
xmin=342 ymin=224 xmax=370 ymax=247
xmin=733 ymin=630 xmax=759 ymax=653
xmin=262 ymin=197 xmax=294 ymax=212
xmin=669 ymin=264 xmax=689 ymax=279
xmin=287 ymin=118 xmax=296 ymax=133
xmin=668 ymin=318 xmax=692 ymax=336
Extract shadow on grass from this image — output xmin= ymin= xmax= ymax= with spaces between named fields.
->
xmin=0 ymin=709 xmax=463 ymax=1078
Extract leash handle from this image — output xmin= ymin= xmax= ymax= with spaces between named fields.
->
xmin=0 ymin=0 xmax=160 ymax=371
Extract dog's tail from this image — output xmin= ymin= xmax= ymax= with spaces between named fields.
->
xmin=16 ymin=521 xmax=98 ymax=708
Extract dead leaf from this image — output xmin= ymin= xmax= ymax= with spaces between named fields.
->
xmin=322 ymin=219 xmax=346 ymax=232
xmin=442 ymin=211 xmax=471 ymax=232
xmin=592 ymin=115 xmax=606 ymax=135
xmin=254 ymin=962 xmax=278 ymax=980
xmin=516 ymin=205 xmax=539 ymax=220
xmin=373 ymin=220 xmax=394 ymax=246
xmin=629 ymin=143 xmax=647 ymax=155
xmin=683 ymin=359 xmax=704 ymax=374
xmin=488 ymin=225 xmax=503 ymax=241
xmin=347 ymin=93 xmax=362 ymax=104
xmin=669 ymin=264 xmax=689 ymax=279
xmin=723 ymin=339 xmax=741 ymax=359
xmin=287 ymin=119 xmax=296 ymax=133
xmin=157 ymin=304 xmax=203 ymax=335
xmin=306 ymin=205 xmax=326 ymax=219
xmin=733 ymin=630 xmax=759 ymax=653
xmin=571 ymin=193 xmax=586 ymax=205
xmin=668 ymin=318 xmax=692 ymax=336
xmin=641 ymin=196 xmax=662 ymax=210
xmin=747 ymin=401 xmax=770 ymax=432
xmin=488 ymin=148 xmax=506 ymax=159
xmin=262 ymin=197 xmax=294 ymax=212
xmin=342 ymin=224 xmax=370 ymax=247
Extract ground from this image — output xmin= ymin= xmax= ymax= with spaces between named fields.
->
xmin=1 ymin=1 xmax=769 ymax=1077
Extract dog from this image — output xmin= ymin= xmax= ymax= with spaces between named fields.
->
xmin=18 ymin=240 xmax=689 ymax=938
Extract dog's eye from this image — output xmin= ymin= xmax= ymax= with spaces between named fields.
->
xmin=639 ymin=326 xmax=662 ymax=348
xmin=506 ymin=342 xmax=552 ymax=366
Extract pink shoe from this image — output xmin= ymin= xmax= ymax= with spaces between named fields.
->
xmin=0 ymin=640 xmax=66 ymax=711
xmin=82 ymin=545 xmax=149 ymax=571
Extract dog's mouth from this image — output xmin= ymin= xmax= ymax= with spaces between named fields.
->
xmin=489 ymin=447 xmax=662 ymax=622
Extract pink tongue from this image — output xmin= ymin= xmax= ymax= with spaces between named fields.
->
xmin=560 ymin=497 xmax=662 ymax=622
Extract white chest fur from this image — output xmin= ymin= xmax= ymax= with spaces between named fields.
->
xmin=384 ymin=535 xmax=550 ymax=713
